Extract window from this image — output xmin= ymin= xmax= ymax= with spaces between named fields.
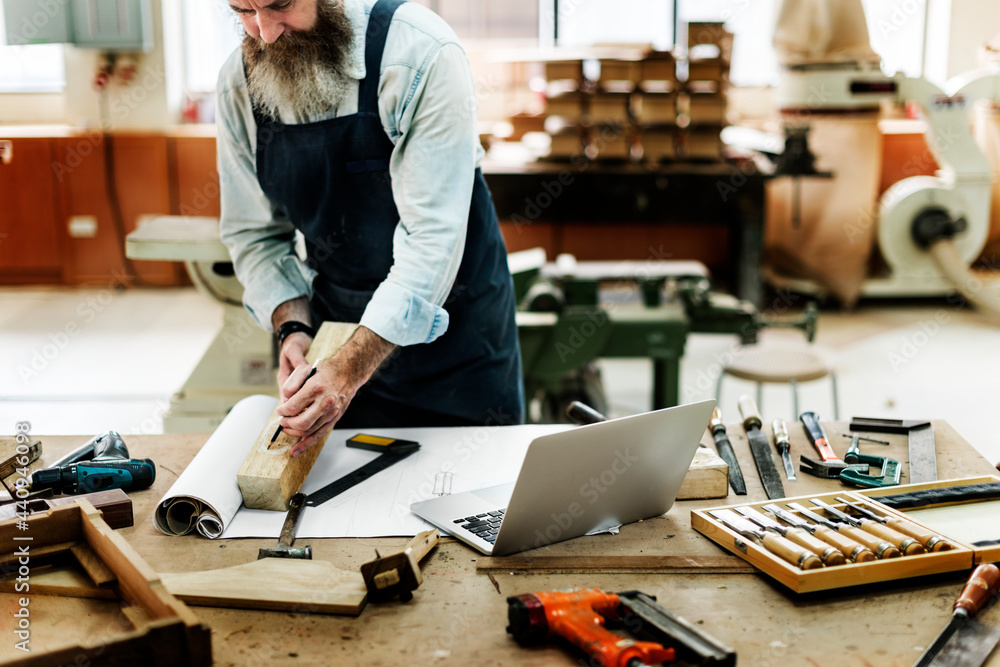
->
xmin=542 ymin=0 xmax=674 ymax=51
xmin=0 ymin=10 xmax=65 ymax=93
xmin=181 ymin=0 xmax=242 ymax=94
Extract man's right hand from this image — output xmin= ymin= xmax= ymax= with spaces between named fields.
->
xmin=277 ymin=332 xmax=313 ymax=400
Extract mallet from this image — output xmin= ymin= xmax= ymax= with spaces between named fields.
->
xmin=258 ymin=492 xmax=312 ymax=560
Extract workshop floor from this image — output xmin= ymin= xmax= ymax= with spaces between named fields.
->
xmin=1 ymin=286 xmax=998 ymax=468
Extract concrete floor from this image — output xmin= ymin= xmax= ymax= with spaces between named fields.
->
xmin=1 ymin=286 xmax=998 ymax=468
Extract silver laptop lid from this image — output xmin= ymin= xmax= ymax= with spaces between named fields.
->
xmin=491 ymin=399 xmax=715 ymax=556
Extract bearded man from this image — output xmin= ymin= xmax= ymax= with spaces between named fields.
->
xmin=217 ymin=0 xmax=524 ymax=456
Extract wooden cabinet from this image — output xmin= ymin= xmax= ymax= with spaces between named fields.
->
xmin=0 ymin=137 xmax=64 ymax=283
xmin=0 ymin=128 xmax=222 ymax=286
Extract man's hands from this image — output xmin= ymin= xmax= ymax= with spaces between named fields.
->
xmin=276 ymin=325 xmax=397 ymax=457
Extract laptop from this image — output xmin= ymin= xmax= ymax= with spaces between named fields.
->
xmin=410 ymin=399 xmax=715 ymax=556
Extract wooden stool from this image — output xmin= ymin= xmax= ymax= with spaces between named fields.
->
xmin=716 ymin=341 xmax=839 ymax=419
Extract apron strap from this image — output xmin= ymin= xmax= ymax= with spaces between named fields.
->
xmin=359 ymin=0 xmax=407 ymax=114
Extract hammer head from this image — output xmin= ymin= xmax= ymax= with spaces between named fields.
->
xmin=258 ymin=544 xmax=313 ymax=560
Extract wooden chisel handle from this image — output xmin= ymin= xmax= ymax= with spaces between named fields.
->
xmin=858 ymin=520 xmax=925 ymax=555
xmin=956 ymin=564 xmax=1000 ymax=615
xmin=784 ymin=527 xmax=846 ymax=566
xmin=738 ymin=394 xmax=763 ymax=429
xmin=760 ymin=533 xmax=823 ymax=570
xmin=837 ymin=524 xmax=901 ymax=559
xmin=812 ymin=525 xmax=876 ymax=563
xmin=884 ymin=517 xmax=953 ymax=552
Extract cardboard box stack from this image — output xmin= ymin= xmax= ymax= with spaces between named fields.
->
xmin=678 ymin=22 xmax=733 ymax=160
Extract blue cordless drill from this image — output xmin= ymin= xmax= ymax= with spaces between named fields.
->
xmin=30 ymin=431 xmax=156 ymax=495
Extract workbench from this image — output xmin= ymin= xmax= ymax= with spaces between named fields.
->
xmin=4 ymin=421 xmax=999 ymax=666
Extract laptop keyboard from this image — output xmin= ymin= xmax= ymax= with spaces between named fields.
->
xmin=452 ymin=509 xmax=505 ymax=544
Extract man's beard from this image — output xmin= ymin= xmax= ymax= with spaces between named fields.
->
xmin=242 ymin=0 xmax=354 ymax=122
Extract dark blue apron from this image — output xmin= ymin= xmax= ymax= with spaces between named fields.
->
xmin=251 ymin=0 xmax=523 ymax=428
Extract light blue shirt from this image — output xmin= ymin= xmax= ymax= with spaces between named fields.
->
xmin=216 ymin=0 xmax=485 ymax=346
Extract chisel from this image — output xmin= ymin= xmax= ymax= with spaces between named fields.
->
xmin=764 ymin=503 xmax=877 ymax=563
xmin=737 ymin=395 xmax=785 ymax=500
xmin=913 ymin=564 xmax=1000 ymax=667
xmin=808 ymin=498 xmax=925 ymax=556
xmin=735 ymin=506 xmax=845 ymax=566
xmin=709 ymin=408 xmax=747 ymax=495
xmin=834 ymin=496 xmax=954 ymax=553
xmin=709 ymin=509 xmax=823 ymax=570
xmin=772 ymin=419 xmax=796 ymax=481
xmin=787 ymin=502 xmax=901 ymax=559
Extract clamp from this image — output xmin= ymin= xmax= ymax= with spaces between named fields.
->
xmin=838 ymin=434 xmax=902 ymax=488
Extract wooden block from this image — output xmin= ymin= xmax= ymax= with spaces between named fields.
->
xmin=635 ymin=93 xmax=677 ymax=124
xmin=592 ymin=130 xmax=632 ymax=160
xmin=688 ymin=22 xmax=732 ymax=51
xmin=688 ymin=93 xmax=727 ymax=124
xmin=676 ymin=447 xmax=729 ymax=500
xmin=546 ymin=60 xmax=583 ymax=82
xmin=546 ymin=130 xmax=585 ymax=159
xmin=598 ymin=59 xmax=638 ymax=84
xmin=641 ymin=130 xmax=677 ymax=162
xmin=0 ymin=436 xmax=41 ymax=478
xmin=0 ymin=489 xmax=133 ymax=529
xmin=71 ymin=543 xmax=118 ymax=586
xmin=589 ymin=92 xmax=630 ymax=125
xmin=160 ymin=558 xmax=368 ymax=615
xmin=687 ymin=58 xmax=728 ymax=83
xmin=640 ymin=56 xmax=677 ymax=83
xmin=545 ymin=91 xmax=586 ymax=119
xmin=237 ymin=322 xmax=358 ymax=511
xmin=686 ymin=128 xmax=724 ymax=159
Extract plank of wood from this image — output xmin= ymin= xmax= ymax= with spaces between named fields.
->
xmin=237 ymin=322 xmax=358 ymax=511
xmin=476 ymin=555 xmax=754 ymax=573
xmin=0 ymin=566 xmax=118 ymax=600
xmin=71 ymin=543 xmax=118 ymax=586
xmin=676 ymin=447 xmax=729 ymax=500
xmin=160 ymin=558 xmax=368 ymax=615
xmin=0 ymin=489 xmax=133 ymax=529
xmin=0 ymin=436 xmax=41 ymax=478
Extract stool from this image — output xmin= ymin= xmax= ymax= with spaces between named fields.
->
xmin=716 ymin=341 xmax=839 ymax=419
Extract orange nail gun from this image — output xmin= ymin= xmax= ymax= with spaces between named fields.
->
xmin=506 ymin=589 xmax=735 ymax=667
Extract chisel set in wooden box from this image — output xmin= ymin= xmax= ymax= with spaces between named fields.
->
xmin=692 ymin=475 xmax=1000 ymax=593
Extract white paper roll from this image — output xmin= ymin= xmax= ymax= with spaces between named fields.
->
xmin=153 ymin=394 xmax=278 ymax=538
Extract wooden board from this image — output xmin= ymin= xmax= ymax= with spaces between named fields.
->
xmin=0 ymin=489 xmax=134 ymax=529
xmin=676 ymin=446 xmax=729 ymax=500
xmin=0 ymin=436 xmax=41 ymax=478
xmin=160 ymin=558 xmax=368 ymax=615
xmin=237 ymin=322 xmax=359 ymax=511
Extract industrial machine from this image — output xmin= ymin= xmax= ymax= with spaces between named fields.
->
xmin=775 ymin=54 xmax=1000 ymax=306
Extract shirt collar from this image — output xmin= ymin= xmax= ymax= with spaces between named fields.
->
xmin=340 ymin=0 xmax=367 ymax=81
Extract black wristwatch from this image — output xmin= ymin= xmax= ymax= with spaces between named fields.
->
xmin=276 ymin=320 xmax=316 ymax=348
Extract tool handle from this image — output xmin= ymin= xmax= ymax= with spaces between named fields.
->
xmin=884 ymin=517 xmax=953 ymax=552
xmin=799 ymin=412 xmax=839 ymax=462
xmin=405 ymin=529 xmax=440 ymax=564
xmin=710 ymin=407 xmax=725 ymax=433
xmin=813 ymin=526 xmax=876 ymax=563
xmin=955 ymin=564 xmax=1000 ymax=616
xmin=279 ymin=493 xmax=307 ymax=548
xmin=837 ymin=524 xmax=901 ymax=559
xmin=565 ymin=401 xmax=607 ymax=425
xmin=784 ymin=527 xmax=847 ymax=566
xmin=858 ymin=520 xmax=925 ymax=555
xmin=772 ymin=420 xmax=790 ymax=450
xmin=737 ymin=395 xmax=762 ymax=430
xmin=760 ymin=532 xmax=823 ymax=570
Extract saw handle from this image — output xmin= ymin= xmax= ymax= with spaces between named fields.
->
xmin=737 ymin=395 xmax=763 ymax=430
xmin=955 ymin=564 xmax=1000 ymax=616
xmin=800 ymin=412 xmax=839 ymax=462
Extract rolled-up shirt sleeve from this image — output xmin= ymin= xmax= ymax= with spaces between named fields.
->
xmin=361 ymin=40 xmax=478 ymax=346
xmin=216 ymin=64 xmax=316 ymax=332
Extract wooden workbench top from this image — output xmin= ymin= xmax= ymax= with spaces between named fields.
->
xmin=4 ymin=421 xmax=999 ymax=666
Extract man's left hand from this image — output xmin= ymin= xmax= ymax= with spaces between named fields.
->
xmin=276 ymin=326 xmax=396 ymax=456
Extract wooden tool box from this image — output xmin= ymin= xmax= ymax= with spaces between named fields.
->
xmin=692 ymin=475 xmax=1000 ymax=593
